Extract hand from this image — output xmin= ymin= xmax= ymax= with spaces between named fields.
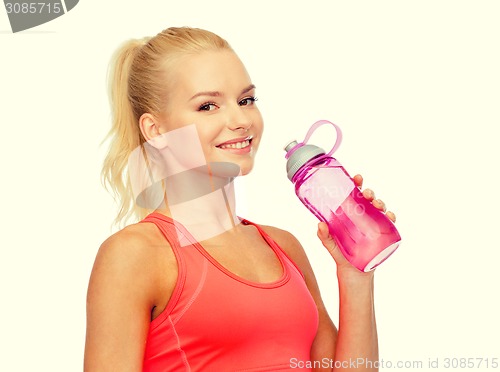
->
xmin=317 ymin=174 xmax=397 ymax=275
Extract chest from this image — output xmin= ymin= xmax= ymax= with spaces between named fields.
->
xmin=199 ymin=224 xmax=283 ymax=284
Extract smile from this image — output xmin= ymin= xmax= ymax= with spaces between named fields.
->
xmin=218 ymin=139 xmax=251 ymax=149
xmin=216 ymin=136 xmax=253 ymax=150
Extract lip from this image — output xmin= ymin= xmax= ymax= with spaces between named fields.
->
xmin=216 ymin=135 xmax=253 ymax=147
xmin=215 ymin=135 xmax=254 ymax=155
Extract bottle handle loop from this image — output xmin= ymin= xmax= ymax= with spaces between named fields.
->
xmin=302 ymin=119 xmax=343 ymax=156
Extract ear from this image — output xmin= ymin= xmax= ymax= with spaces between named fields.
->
xmin=139 ymin=113 xmax=162 ymax=142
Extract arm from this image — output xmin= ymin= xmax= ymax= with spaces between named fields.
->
xmin=84 ymin=225 xmax=169 ymax=371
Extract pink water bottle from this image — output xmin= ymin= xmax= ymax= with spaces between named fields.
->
xmin=284 ymin=120 xmax=401 ymax=272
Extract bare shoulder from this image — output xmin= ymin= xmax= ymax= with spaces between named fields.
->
xmin=88 ymin=221 xmax=175 ymax=310
xmin=96 ymin=222 xmax=168 ymax=265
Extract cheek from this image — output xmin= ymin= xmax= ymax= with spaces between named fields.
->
xmin=195 ymin=128 xmax=220 ymax=159
xmin=251 ymin=110 xmax=264 ymax=134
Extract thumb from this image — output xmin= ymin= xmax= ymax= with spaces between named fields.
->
xmin=317 ymin=222 xmax=344 ymax=262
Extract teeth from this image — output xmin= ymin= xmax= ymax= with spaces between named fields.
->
xmin=219 ymin=140 xmax=250 ymax=149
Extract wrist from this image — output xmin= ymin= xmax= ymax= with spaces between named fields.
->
xmin=337 ymin=266 xmax=375 ymax=286
xmin=337 ymin=267 xmax=376 ymax=318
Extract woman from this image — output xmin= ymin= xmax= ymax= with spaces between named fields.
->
xmin=84 ymin=27 xmax=395 ymax=371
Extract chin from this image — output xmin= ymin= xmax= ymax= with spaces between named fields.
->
xmin=239 ymin=167 xmax=253 ymax=177
xmin=236 ymin=158 xmax=256 ymax=176
xmin=208 ymin=153 xmax=256 ymax=176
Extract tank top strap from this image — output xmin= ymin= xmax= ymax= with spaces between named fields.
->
xmin=140 ymin=212 xmax=194 ymax=250
xmin=139 ymin=212 xmax=197 ymax=326
xmin=240 ymin=218 xmax=306 ymax=281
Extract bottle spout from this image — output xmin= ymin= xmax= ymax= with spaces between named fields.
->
xmin=284 ymin=140 xmax=299 ymax=153
xmin=284 ymin=140 xmax=306 ymax=160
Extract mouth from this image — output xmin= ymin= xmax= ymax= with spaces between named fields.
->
xmin=216 ymin=136 xmax=253 ymax=150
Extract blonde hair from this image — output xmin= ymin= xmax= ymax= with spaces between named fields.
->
xmin=101 ymin=27 xmax=232 ymax=226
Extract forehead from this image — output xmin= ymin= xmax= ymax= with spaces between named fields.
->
xmin=168 ymin=50 xmax=252 ymax=96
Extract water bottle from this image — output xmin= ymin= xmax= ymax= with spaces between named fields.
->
xmin=284 ymin=120 xmax=401 ymax=272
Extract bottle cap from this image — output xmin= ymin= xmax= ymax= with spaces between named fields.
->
xmin=284 ymin=140 xmax=325 ymax=181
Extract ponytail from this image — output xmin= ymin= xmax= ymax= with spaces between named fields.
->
xmin=101 ymin=38 xmax=149 ymax=227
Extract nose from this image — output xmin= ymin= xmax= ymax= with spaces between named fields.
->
xmin=226 ymin=104 xmax=252 ymax=132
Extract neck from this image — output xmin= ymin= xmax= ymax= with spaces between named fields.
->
xmin=154 ymin=162 xmax=240 ymax=243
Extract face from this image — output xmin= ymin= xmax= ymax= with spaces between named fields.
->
xmin=156 ymin=50 xmax=263 ymax=176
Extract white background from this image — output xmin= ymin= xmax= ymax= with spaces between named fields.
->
xmin=1 ymin=1 xmax=499 ymax=371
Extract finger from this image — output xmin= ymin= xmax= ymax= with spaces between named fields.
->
xmin=317 ymin=222 xmax=342 ymax=260
xmin=318 ymin=222 xmax=349 ymax=265
xmin=362 ymin=188 xmax=375 ymax=201
xmin=317 ymin=222 xmax=336 ymax=250
xmin=372 ymin=198 xmax=386 ymax=212
xmin=353 ymin=174 xmax=363 ymax=188
xmin=386 ymin=210 xmax=396 ymax=223
xmin=317 ymin=221 xmax=331 ymax=240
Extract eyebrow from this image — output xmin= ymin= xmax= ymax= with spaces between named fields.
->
xmin=189 ymin=84 xmax=256 ymax=101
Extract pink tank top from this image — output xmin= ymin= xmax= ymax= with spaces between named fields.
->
xmin=141 ymin=212 xmax=319 ymax=371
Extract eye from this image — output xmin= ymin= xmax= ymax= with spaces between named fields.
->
xmin=198 ymin=102 xmax=218 ymax=111
xmin=239 ymin=96 xmax=258 ymax=106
